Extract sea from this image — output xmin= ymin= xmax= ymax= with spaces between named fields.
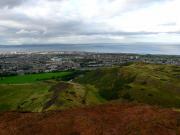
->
xmin=0 ymin=43 xmax=180 ymax=55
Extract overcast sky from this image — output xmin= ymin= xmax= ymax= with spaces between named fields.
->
xmin=0 ymin=0 xmax=180 ymax=45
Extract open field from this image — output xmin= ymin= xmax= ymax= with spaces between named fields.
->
xmin=0 ymin=71 xmax=72 ymax=84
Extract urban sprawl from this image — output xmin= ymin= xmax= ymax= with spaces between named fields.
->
xmin=0 ymin=52 xmax=180 ymax=76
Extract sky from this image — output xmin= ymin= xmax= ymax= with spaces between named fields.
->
xmin=0 ymin=0 xmax=180 ymax=45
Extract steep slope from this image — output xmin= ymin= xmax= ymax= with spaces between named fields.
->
xmin=0 ymin=103 xmax=179 ymax=135
xmin=76 ymin=63 xmax=180 ymax=108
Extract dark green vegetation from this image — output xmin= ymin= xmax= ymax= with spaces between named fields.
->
xmin=0 ymin=63 xmax=180 ymax=112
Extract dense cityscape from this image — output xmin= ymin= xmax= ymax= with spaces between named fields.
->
xmin=0 ymin=52 xmax=180 ymax=76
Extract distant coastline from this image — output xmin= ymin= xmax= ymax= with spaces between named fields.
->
xmin=0 ymin=43 xmax=180 ymax=55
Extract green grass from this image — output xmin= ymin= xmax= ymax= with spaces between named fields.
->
xmin=84 ymin=84 xmax=106 ymax=105
xmin=0 ymin=70 xmax=85 ymax=112
xmin=0 ymin=71 xmax=72 ymax=84
xmin=46 ymin=83 xmax=106 ymax=111
xmin=0 ymin=81 xmax=106 ymax=112
xmin=76 ymin=63 xmax=180 ymax=108
xmin=0 ymin=81 xmax=56 ymax=112
xmin=0 ymin=63 xmax=180 ymax=112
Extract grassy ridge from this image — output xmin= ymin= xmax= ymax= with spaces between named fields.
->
xmin=76 ymin=63 xmax=180 ymax=108
xmin=45 ymin=83 xmax=105 ymax=111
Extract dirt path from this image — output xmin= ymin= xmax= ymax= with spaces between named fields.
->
xmin=43 ymin=82 xmax=71 ymax=110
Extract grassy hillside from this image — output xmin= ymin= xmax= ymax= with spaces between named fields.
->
xmin=43 ymin=82 xmax=105 ymax=111
xmin=76 ymin=63 xmax=180 ymax=108
xmin=0 ymin=82 xmax=104 ymax=112
xmin=0 ymin=81 xmax=55 ymax=112
xmin=0 ymin=70 xmax=98 ymax=112
xmin=0 ymin=63 xmax=179 ymax=112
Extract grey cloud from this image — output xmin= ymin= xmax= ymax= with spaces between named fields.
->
xmin=79 ymin=31 xmax=159 ymax=36
xmin=0 ymin=0 xmax=179 ymax=45
xmin=166 ymin=31 xmax=180 ymax=34
xmin=0 ymin=0 xmax=26 ymax=8
xmin=2 ymin=16 xmax=180 ymax=42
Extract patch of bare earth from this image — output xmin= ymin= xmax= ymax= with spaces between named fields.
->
xmin=43 ymin=82 xmax=71 ymax=110
xmin=0 ymin=103 xmax=180 ymax=135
